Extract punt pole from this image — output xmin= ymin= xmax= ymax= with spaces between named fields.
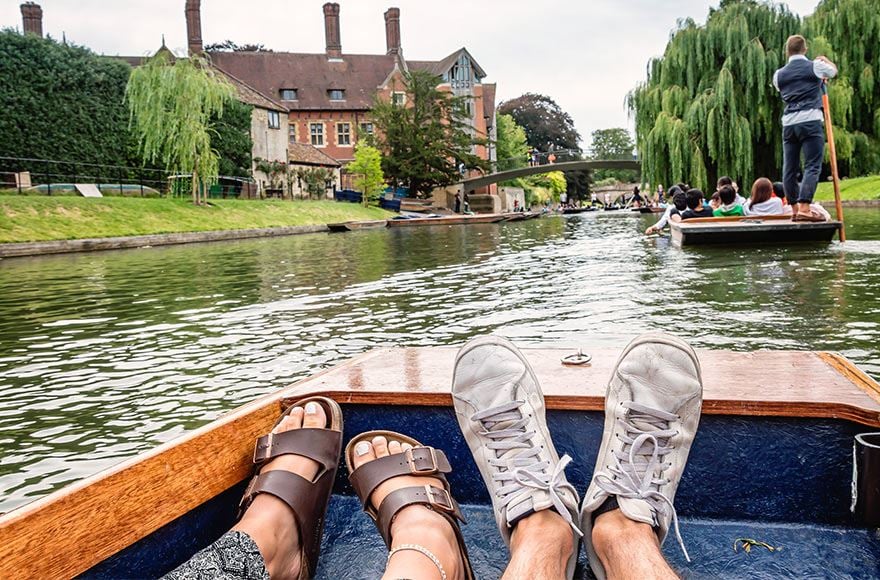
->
xmin=821 ymin=80 xmax=845 ymax=242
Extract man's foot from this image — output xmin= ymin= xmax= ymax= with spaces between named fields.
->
xmin=350 ymin=435 xmax=467 ymax=580
xmin=579 ymin=332 xmax=703 ymax=580
xmin=233 ymin=402 xmax=327 ymax=580
xmin=452 ymin=335 xmax=580 ymax=579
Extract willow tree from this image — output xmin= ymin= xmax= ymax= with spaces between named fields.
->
xmin=630 ymin=0 xmax=880 ymax=191
xmin=628 ymin=1 xmax=799 ymax=191
xmin=126 ymin=51 xmax=233 ymax=204
xmin=806 ymin=0 xmax=880 ymax=175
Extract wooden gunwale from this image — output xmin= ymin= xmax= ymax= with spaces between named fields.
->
xmin=1 ymin=347 xmax=878 ymax=579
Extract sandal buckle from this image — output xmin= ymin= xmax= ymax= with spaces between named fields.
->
xmin=424 ymin=484 xmax=454 ymax=513
xmin=253 ymin=432 xmax=274 ymax=463
xmin=405 ymin=446 xmax=439 ymax=474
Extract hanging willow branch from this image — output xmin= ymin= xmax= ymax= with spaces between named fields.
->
xmin=629 ymin=0 xmax=880 ymax=191
xmin=126 ymin=51 xmax=234 ymax=204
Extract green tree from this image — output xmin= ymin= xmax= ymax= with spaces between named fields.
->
xmin=347 ymin=144 xmax=385 ymax=204
xmin=498 ymin=93 xmax=580 ymax=152
xmin=495 ymin=113 xmax=529 ymax=171
xmin=498 ymin=93 xmax=587 ymax=198
xmin=0 ymin=30 xmax=138 ymax=169
xmin=590 ymin=128 xmax=639 ymax=183
xmin=372 ymin=70 xmax=488 ymax=197
xmin=628 ymin=0 xmax=880 ymax=191
xmin=126 ymin=52 xmax=234 ymax=205
xmin=211 ymin=99 xmax=254 ymax=177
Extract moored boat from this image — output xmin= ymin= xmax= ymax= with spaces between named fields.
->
xmin=671 ymin=215 xmax=842 ymax=246
xmin=561 ymin=207 xmax=597 ymax=214
xmin=326 ymin=220 xmax=388 ymax=232
xmin=1 ymin=346 xmax=878 ymax=579
xmin=386 ymin=214 xmax=507 ymax=227
xmin=633 ymin=206 xmax=665 ymax=213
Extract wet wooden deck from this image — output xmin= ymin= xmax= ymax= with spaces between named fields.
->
xmin=290 ymin=347 xmax=880 ymax=427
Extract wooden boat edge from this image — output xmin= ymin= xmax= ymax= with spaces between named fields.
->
xmin=2 ymin=347 xmax=879 ymax=579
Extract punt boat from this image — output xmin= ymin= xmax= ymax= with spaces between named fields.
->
xmin=1 ymin=346 xmax=878 ymax=579
xmin=386 ymin=214 xmax=507 ymax=228
xmin=326 ymin=220 xmax=388 ymax=232
xmin=633 ymin=206 xmax=664 ymax=214
xmin=561 ymin=207 xmax=597 ymax=215
xmin=671 ymin=215 xmax=842 ymax=246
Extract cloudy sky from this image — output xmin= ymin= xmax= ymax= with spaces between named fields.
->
xmin=2 ymin=0 xmax=820 ymax=149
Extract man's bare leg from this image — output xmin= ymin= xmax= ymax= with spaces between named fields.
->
xmin=501 ymin=510 xmax=573 ymax=579
xmin=592 ymin=509 xmax=677 ymax=580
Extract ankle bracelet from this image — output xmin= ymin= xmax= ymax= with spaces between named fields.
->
xmin=388 ymin=543 xmax=447 ymax=580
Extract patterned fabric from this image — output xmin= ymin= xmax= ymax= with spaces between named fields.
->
xmin=163 ymin=531 xmax=269 ymax=580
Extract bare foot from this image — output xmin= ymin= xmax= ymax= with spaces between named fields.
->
xmin=352 ymin=436 xmax=465 ymax=580
xmin=233 ymin=402 xmax=327 ymax=580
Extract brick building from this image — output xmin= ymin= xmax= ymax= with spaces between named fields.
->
xmin=186 ymin=1 xmax=497 ymax=189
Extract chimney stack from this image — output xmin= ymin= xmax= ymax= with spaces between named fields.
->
xmin=20 ymin=2 xmax=43 ymax=37
xmin=185 ymin=0 xmax=203 ymax=55
xmin=384 ymin=8 xmax=401 ymax=55
xmin=323 ymin=3 xmax=342 ymax=59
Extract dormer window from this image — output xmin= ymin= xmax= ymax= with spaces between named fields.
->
xmin=328 ymin=89 xmax=345 ymax=101
xmin=280 ymin=89 xmax=298 ymax=101
xmin=392 ymin=92 xmax=406 ymax=106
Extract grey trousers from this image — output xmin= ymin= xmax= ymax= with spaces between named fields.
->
xmin=163 ymin=531 xmax=269 ymax=580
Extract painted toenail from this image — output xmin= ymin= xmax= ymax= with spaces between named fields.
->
xmin=305 ymin=402 xmax=318 ymax=415
xmin=355 ymin=441 xmax=371 ymax=456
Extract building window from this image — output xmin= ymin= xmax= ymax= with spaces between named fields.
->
xmin=280 ymin=88 xmax=298 ymax=101
xmin=359 ymin=122 xmax=374 ymax=137
xmin=337 ymin=123 xmax=351 ymax=146
xmin=268 ymin=110 xmax=280 ymax=129
xmin=310 ymin=123 xmax=324 ymax=146
xmin=288 ymin=123 xmax=297 ymax=143
xmin=392 ymin=92 xmax=406 ymax=106
xmin=328 ymin=89 xmax=345 ymax=101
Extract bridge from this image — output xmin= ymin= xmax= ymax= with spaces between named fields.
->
xmin=461 ymin=159 xmax=641 ymax=192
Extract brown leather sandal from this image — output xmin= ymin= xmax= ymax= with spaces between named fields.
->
xmin=238 ymin=396 xmax=343 ymax=580
xmin=345 ymin=430 xmax=475 ymax=580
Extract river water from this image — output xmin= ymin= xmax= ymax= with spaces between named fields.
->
xmin=2 ymin=210 xmax=880 ymax=512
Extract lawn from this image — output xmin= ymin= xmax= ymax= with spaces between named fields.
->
xmin=0 ymin=197 xmax=394 ymax=243
xmin=814 ymin=174 xmax=880 ymax=202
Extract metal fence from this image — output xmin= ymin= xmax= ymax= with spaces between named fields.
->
xmin=0 ymin=156 xmax=172 ymax=197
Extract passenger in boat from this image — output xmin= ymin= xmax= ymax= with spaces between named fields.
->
xmin=774 ymin=34 xmax=837 ymax=222
xmin=715 ymin=176 xmax=747 ymax=207
xmin=166 ymin=334 xmax=703 ymax=580
xmin=645 ymin=186 xmax=687 ymax=234
xmin=631 ymin=186 xmax=643 ymax=208
xmin=680 ymin=189 xmax=714 ymax=219
xmin=744 ymin=177 xmax=785 ymax=216
xmin=709 ymin=191 xmax=722 ymax=211
xmin=452 ymin=333 xmax=703 ymax=580
xmin=713 ymin=185 xmax=746 ymax=217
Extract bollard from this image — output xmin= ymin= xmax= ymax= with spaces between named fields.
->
xmin=852 ymin=432 xmax=880 ymax=526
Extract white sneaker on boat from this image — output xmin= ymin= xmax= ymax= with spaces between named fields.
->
xmin=579 ymin=332 xmax=703 ymax=580
xmin=452 ymin=335 xmax=582 ymax=579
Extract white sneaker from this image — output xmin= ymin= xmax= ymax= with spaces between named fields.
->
xmin=452 ymin=335 xmax=582 ymax=579
xmin=580 ymin=332 xmax=703 ymax=580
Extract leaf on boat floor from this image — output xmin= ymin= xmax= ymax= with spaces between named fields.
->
xmin=733 ymin=537 xmax=782 ymax=554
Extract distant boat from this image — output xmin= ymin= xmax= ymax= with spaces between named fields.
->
xmin=671 ymin=215 xmax=842 ymax=245
xmin=386 ymin=213 xmax=507 ymax=228
xmin=327 ymin=220 xmax=388 ymax=232
xmin=633 ymin=206 xmax=664 ymax=214
xmin=561 ymin=207 xmax=597 ymax=214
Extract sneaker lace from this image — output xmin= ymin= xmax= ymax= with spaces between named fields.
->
xmin=472 ymin=400 xmax=582 ymax=536
xmin=593 ymin=401 xmax=690 ymax=561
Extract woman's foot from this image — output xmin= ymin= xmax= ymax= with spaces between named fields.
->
xmin=352 ymin=436 xmax=465 ymax=580
xmin=233 ymin=402 xmax=327 ymax=580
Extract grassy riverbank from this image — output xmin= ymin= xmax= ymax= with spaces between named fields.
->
xmin=0 ymin=197 xmax=393 ymax=243
xmin=814 ymin=174 xmax=880 ymax=202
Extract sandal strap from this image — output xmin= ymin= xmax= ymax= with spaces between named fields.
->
xmin=349 ymin=446 xmax=452 ymax=509
xmin=375 ymin=485 xmax=466 ymax=547
xmin=252 ymin=428 xmax=341 ymax=471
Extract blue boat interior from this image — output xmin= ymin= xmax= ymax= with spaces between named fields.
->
xmin=83 ymin=405 xmax=880 ymax=579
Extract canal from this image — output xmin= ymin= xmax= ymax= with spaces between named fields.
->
xmin=2 ymin=210 xmax=880 ymax=512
